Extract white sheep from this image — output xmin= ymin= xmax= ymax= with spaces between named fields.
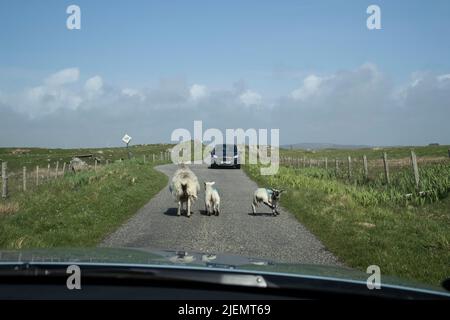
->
xmin=169 ymin=164 xmax=200 ymax=217
xmin=251 ymin=188 xmax=284 ymax=216
xmin=204 ymin=181 xmax=220 ymax=216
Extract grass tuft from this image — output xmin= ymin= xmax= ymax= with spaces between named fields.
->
xmin=0 ymin=202 xmax=20 ymax=215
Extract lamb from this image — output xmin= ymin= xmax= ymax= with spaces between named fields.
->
xmin=204 ymin=181 xmax=220 ymax=216
xmin=251 ymin=188 xmax=285 ymax=216
xmin=169 ymin=164 xmax=200 ymax=217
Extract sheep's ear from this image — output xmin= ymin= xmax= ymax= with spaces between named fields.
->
xmin=211 ymin=181 xmax=215 ymax=185
xmin=280 ymin=189 xmax=285 ymax=193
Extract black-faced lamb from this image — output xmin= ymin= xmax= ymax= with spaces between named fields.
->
xmin=251 ymin=188 xmax=284 ymax=216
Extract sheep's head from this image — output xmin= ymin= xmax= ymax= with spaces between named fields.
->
xmin=270 ymin=188 xmax=285 ymax=202
xmin=204 ymin=181 xmax=215 ymax=189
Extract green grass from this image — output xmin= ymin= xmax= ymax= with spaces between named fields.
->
xmin=280 ymin=144 xmax=450 ymax=160
xmin=0 ymin=144 xmax=174 ymax=172
xmin=278 ymin=163 xmax=450 ymax=206
xmin=0 ymin=144 xmax=173 ymax=196
xmin=0 ymin=159 xmax=167 ymax=248
xmin=244 ymin=164 xmax=450 ymax=287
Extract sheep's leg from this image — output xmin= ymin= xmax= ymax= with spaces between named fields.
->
xmin=271 ymin=202 xmax=279 ymax=216
xmin=215 ymin=203 xmax=220 ymax=216
xmin=177 ymin=201 xmax=181 ymax=216
xmin=275 ymin=204 xmax=280 ymax=215
xmin=251 ymin=200 xmax=257 ymax=215
xmin=206 ymin=202 xmax=211 ymax=216
xmin=187 ymin=198 xmax=191 ymax=217
xmin=263 ymin=201 xmax=274 ymax=209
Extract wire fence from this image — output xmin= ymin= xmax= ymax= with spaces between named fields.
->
xmin=278 ymin=151 xmax=450 ymax=203
xmin=1 ymin=151 xmax=172 ymax=200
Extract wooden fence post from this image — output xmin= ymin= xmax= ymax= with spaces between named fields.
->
xmin=335 ymin=159 xmax=339 ymax=176
xmin=363 ymin=155 xmax=369 ymax=180
xmin=152 ymin=154 xmax=155 ymax=162
xmin=1 ymin=162 xmax=7 ymax=199
xmin=23 ymin=166 xmax=27 ymax=192
xmin=47 ymin=163 xmax=51 ymax=180
xmin=410 ymin=150 xmax=420 ymax=189
xmin=36 ymin=165 xmax=39 ymax=186
xmin=347 ymin=156 xmax=352 ymax=179
xmin=143 ymin=155 xmax=146 ymax=163
xmin=55 ymin=161 xmax=59 ymax=178
xmin=94 ymin=159 xmax=98 ymax=172
xmin=324 ymin=157 xmax=328 ymax=170
xmin=160 ymin=152 xmax=163 ymax=161
xmin=106 ymin=159 xmax=109 ymax=165
xmin=383 ymin=152 xmax=390 ymax=185
xmin=62 ymin=162 xmax=66 ymax=176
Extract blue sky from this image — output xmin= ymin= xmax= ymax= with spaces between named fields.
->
xmin=2 ymin=0 xmax=450 ymax=89
xmin=1 ymin=0 xmax=450 ymax=147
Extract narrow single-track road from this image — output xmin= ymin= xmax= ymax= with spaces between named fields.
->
xmin=101 ymin=164 xmax=340 ymax=265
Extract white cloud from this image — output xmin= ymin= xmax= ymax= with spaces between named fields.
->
xmin=437 ymin=74 xmax=450 ymax=82
xmin=291 ymin=75 xmax=324 ymax=100
xmin=122 ymin=88 xmax=146 ymax=101
xmin=239 ymin=90 xmax=262 ymax=106
xmin=84 ymin=76 xmax=103 ymax=98
xmin=411 ymin=78 xmax=421 ymax=87
xmin=4 ymin=68 xmax=84 ymax=117
xmin=44 ymin=68 xmax=79 ymax=87
xmin=189 ymin=84 xmax=207 ymax=101
xmin=22 ymin=85 xmax=83 ymax=115
xmin=1 ymin=64 xmax=450 ymax=147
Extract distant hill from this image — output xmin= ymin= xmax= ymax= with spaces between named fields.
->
xmin=281 ymin=143 xmax=372 ymax=150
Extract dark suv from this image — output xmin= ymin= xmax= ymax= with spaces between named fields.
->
xmin=210 ymin=144 xmax=241 ymax=169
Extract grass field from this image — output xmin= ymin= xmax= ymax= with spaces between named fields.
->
xmin=0 ymin=144 xmax=174 ymax=173
xmin=0 ymin=150 xmax=168 ymax=248
xmin=280 ymin=144 xmax=450 ymax=160
xmin=0 ymin=144 xmax=173 ymax=197
xmin=244 ymin=145 xmax=450 ymax=286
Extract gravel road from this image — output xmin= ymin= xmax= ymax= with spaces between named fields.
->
xmin=101 ymin=164 xmax=340 ymax=265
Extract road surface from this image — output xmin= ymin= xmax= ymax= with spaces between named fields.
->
xmin=101 ymin=164 xmax=340 ymax=265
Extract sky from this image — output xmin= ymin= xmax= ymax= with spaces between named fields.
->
xmin=0 ymin=0 xmax=450 ymax=147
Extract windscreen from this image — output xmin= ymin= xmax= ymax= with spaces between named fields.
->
xmin=0 ymin=0 xmax=448 ymax=298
